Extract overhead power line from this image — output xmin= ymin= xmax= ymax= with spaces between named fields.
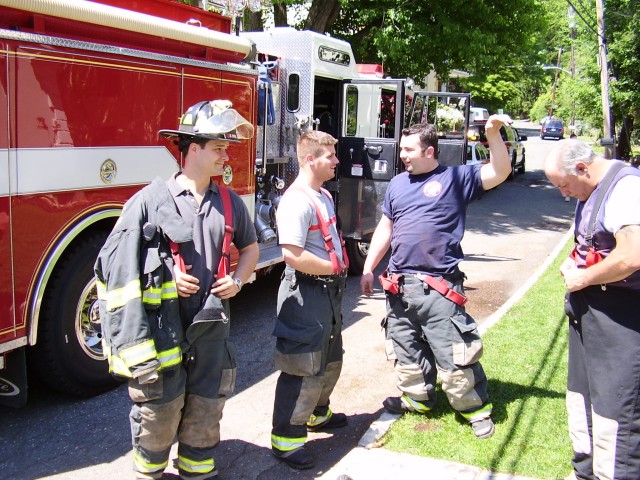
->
xmin=572 ymin=0 xmax=597 ymax=26
xmin=565 ymin=0 xmax=602 ymax=40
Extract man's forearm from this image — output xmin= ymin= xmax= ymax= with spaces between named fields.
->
xmin=282 ymin=245 xmax=335 ymax=275
xmin=363 ymin=218 xmax=392 ymax=274
xmin=234 ymin=242 xmax=259 ymax=283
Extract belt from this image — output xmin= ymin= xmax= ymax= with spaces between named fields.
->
xmin=295 ymin=269 xmax=348 ymax=284
xmin=379 ymin=270 xmax=467 ymax=306
xmin=415 ymin=273 xmax=468 ymax=306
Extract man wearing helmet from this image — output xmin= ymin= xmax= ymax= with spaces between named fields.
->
xmin=95 ymin=100 xmax=259 ymax=480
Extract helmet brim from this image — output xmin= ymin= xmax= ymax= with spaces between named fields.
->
xmin=158 ymin=129 xmax=242 ymax=143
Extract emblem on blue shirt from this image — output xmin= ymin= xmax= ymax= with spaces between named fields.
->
xmin=423 ymin=181 xmax=442 ymax=197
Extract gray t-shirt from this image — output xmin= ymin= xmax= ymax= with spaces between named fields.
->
xmin=276 ymin=181 xmax=344 ymax=265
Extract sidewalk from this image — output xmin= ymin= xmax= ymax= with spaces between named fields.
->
xmin=321 ymin=445 xmax=539 ymax=480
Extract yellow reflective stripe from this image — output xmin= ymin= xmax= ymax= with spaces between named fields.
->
xmin=96 ymin=280 xmax=106 ymax=300
xmin=460 ymin=403 xmax=493 ymax=421
xmin=271 ymin=434 xmax=306 ymax=452
xmin=109 ymin=354 xmax=132 ymax=377
xmin=157 ymin=347 xmax=182 ymax=370
xmin=402 ymin=394 xmax=431 ymax=414
xmin=143 ymin=282 xmax=177 ymax=304
xmin=307 ymin=407 xmax=333 ymax=427
xmin=133 ymin=451 xmax=168 ymax=473
xmin=161 ymin=281 xmax=178 ymax=300
xmin=104 ymin=345 xmax=129 ymax=377
xmin=177 ymin=455 xmax=215 ymax=474
xmin=142 ymin=287 xmax=162 ymax=305
xmin=105 ymin=279 xmax=142 ymax=311
xmin=120 ymin=339 xmax=157 ymax=368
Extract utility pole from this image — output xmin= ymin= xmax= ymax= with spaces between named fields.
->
xmin=568 ymin=6 xmax=576 ymax=131
xmin=595 ymin=0 xmax=615 ymax=159
xmin=549 ymin=47 xmax=563 ymax=117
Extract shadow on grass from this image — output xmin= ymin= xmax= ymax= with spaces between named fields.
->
xmin=487 ymin=309 xmax=569 ymax=475
xmin=396 ymin=309 xmax=570 ymax=478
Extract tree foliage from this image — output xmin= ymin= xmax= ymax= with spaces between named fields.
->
xmin=606 ymin=0 xmax=640 ymax=156
xmin=535 ymin=0 xmax=640 ymax=153
xmin=328 ymin=0 xmax=544 ymax=82
xmin=186 ymin=0 xmax=640 ymax=147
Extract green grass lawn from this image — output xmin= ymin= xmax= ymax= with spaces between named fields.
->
xmin=381 ymin=240 xmax=574 ymax=479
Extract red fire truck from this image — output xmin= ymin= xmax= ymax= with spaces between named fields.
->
xmin=0 ymin=0 xmax=262 ymax=407
xmin=0 ymin=0 xmax=469 ymax=407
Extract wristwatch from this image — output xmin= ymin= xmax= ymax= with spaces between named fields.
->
xmin=233 ymin=276 xmax=243 ymax=291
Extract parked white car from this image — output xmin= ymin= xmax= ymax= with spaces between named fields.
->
xmin=470 ymin=107 xmax=490 ymax=122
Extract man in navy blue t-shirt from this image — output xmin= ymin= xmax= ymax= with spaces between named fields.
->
xmin=361 ymin=115 xmax=511 ymax=439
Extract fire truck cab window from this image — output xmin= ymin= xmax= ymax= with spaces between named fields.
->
xmin=345 ymin=85 xmax=358 ymax=137
xmin=379 ymin=89 xmax=396 ymax=138
xmin=287 ymin=73 xmax=300 ymax=112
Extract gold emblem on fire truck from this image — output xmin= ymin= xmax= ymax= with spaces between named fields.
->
xmin=222 ymin=165 xmax=233 ymax=185
xmin=100 ymin=159 xmax=117 ymax=184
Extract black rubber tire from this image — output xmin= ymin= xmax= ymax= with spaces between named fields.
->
xmin=507 ymin=153 xmax=517 ymax=181
xmin=345 ymin=239 xmax=369 ymax=276
xmin=28 ymin=231 xmax=121 ymax=397
xmin=517 ymin=151 xmax=526 ymax=174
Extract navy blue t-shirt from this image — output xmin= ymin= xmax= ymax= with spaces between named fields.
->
xmin=383 ymin=164 xmax=484 ymax=275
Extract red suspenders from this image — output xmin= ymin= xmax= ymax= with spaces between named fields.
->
xmin=170 ymin=184 xmax=234 ymax=279
xmin=296 ymin=186 xmax=349 ymax=275
xmin=216 ymin=184 xmax=234 ymax=279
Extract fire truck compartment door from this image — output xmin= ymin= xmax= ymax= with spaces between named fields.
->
xmin=336 ymin=138 xmax=398 ymax=239
xmin=337 ymin=78 xmax=405 ymax=240
xmin=0 ymin=41 xmax=14 ymax=337
xmin=338 ymin=137 xmax=398 ymax=181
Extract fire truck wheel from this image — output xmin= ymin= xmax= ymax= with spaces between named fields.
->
xmin=346 ymin=239 xmax=369 ymax=276
xmin=28 ymin=231 xmax=121 ymax=397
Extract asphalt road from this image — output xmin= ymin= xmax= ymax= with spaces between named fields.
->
xmin=0 ymin=133 xmax=577 ymax=480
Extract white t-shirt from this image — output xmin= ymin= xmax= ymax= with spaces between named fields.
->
xmin=603 ymin=175 xmax=640 ymax=234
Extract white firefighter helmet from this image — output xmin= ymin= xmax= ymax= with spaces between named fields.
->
xmin=159 ymin=100 xmax=254 ymax=142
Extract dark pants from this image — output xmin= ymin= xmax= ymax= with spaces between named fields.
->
xmin=565 ymin=286 xmax=640 ymax=480
xmin=129 ymin=316 xmax=235 ymax=479
xmin=385 ymin=274 xmax=491 ymax=419
xmin=271 ymin=272 xmax=345 ymax=453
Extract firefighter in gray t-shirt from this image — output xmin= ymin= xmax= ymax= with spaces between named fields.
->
xmin=270 ymin=131 xmax=349 ymax=470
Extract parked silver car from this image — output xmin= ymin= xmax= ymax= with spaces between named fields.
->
xmin=465 ymin=141 xmax=490 ymax=166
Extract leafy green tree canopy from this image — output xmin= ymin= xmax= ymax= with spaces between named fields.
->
xmin=328 ymin=0 xmax=544 ymax=82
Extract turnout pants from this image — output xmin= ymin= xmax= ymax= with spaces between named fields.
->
xmin=129 ymin=317 xmax=236 ymax=480
xmin=384 ymin=273 xmax=491 ymax=420
xmin=564 ymin=286 xmax=640 ymax=480
xmin=271 ymin=272 xmax=345 ymax=454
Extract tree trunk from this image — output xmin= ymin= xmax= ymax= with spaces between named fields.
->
xmin=274 ymin=3 xmax=288 ymax=27
xmin=304 ymin=0 xmax=340 ymax=33
xmin=617 ymin=115 xmax=634 ymax=161
xmin=245 ymin=10 xmax=264 ymax=32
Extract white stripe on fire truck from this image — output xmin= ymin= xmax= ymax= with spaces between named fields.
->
xmin=1 ymin=146 xmax=179 ymax=196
